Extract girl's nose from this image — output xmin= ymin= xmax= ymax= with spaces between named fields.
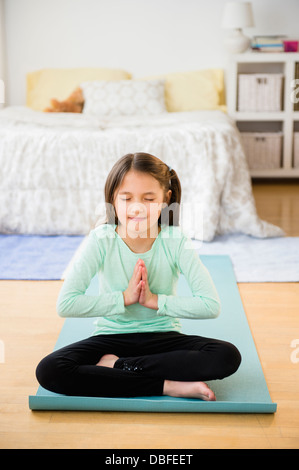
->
xmin=128 ymin=203 xmax=146 ymax=216
xmin=132 ymin=207 xmax=140 ymax=215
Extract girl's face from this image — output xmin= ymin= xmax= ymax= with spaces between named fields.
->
xmin=114 ymin=170 xmax=171 ymax=237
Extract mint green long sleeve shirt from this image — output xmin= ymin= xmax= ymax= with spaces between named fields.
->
xmin=56 ymin=223 xmax=221 ymax=335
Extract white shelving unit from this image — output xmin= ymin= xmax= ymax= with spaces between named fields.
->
xmin=227 ymin=51 xmax=299 ymax=178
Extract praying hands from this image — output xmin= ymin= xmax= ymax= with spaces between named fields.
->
xmin=123 ymin=259 xmax=158 ymax=310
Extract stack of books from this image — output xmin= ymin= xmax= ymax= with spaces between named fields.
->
xmin=251 ymin=35 xmax=286 ymax=52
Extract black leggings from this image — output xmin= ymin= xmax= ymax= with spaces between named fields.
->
xmin=36 ymin=331 xmax=241 ymax=398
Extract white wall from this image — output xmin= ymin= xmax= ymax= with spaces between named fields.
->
xmin=3 ymin=0 xmax=299 ymax=106
xmin=0 ymin=0 xmax=6 ymax=106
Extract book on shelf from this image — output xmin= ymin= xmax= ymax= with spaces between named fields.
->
xmin=251 ymin=45 xmax=284 ymax=52
xmin=251 ymin=35 xmax=286 ymax=52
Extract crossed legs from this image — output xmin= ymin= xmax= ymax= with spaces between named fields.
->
xmin=36 ymin=331 xmax=241 ymax=401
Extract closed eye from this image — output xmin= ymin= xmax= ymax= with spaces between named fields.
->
xmin=120 ymin=198 xmax=155 ymax=201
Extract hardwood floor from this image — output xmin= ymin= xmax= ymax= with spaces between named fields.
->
xmin=0 ymin=181 xmax=298 ymax=449
xmin=252 ymin=180 xmax=299 ymax=236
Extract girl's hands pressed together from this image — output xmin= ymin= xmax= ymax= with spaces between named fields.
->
xmin=138 ymin=261 xmax=158 ymax=310
xmin=123 ymin=259 xmax=143 ymax=306
xmin=123 ymin=259 xmax=158 ymax=310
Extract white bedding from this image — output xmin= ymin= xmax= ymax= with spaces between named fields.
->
xmin=0 ymin=106 xmax=284 ymax=241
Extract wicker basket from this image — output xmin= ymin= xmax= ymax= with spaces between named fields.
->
xmin=241 ymin=132 xmax=283 ymax=169
xmin=294 ymin=132 xmax=299 ymax=167
xmin=238 ymin=74 xmax=284 ymax=112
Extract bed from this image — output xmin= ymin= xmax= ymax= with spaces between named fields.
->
xmin=0 ymin=68 xmax=284 ymax=241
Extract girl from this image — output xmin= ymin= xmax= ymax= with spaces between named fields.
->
xmin=36 ymin=152 xmax=241 ymax=401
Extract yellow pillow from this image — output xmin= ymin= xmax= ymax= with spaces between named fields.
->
xmin=26 ymin=68 xmax=132 ymax=111
xmin=144 ymin=69 xmax=226 ymax=112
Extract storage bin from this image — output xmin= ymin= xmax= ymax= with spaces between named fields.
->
xmin=238 ymin=74 xmax=284 ymax=112
xmin=241 ymin=132 xmax=283 ymax=169
xmin=293 ymin=132 xmax=299 ymax=167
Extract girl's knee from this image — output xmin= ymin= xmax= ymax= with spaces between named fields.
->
xmin=36 ymin=353 xmax=64 ymax=393
xmin=220 ymin=342 xmax=242 ymax=377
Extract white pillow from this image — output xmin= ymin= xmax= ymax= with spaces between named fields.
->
xmin=81 ymin=79 xmax=167 ymax=117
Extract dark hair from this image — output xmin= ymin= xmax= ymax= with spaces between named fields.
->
xmin=104 ymin=152 xmax=181 ymax=226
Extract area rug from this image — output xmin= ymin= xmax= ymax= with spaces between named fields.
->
xmin=195 ymin=234 xmax=299 ymax=282
xmin=0 ymin=234 xmax=84 ymax=280
xmin=1 ymin=232 xmax=298 ymax=282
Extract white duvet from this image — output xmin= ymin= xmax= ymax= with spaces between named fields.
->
xmin=0 ymin=106 xmax=284 ymax=241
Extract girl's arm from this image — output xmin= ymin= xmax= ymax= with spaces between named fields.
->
xmin=156 ymin=237 xmax=221 ymax=320
xmin=56 ymin=231 xmax=125 ymax=318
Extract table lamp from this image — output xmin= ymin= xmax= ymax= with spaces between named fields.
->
xmin=222 ymin=1 xmax=255 ymax=53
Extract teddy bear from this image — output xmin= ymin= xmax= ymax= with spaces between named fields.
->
xmin=44 ymin=86 xmax=84 ymax=113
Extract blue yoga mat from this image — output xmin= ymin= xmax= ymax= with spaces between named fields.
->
xmin=29 ymin=255 xmax=277 ymax=413
xmin=0 ymin=235 xmax=84 ymax=280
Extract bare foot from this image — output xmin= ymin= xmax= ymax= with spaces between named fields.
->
xmin=96 ymin=354 xmax=119 ymax=368
xmin=163 ymin=380 xmax=216 ymax=401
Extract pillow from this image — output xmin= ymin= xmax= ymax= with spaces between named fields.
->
xmin=26 ymin=68 xmax=132 ymax=111
xmin=143 ymin=69 xmax=226 ymax=112
xmin=80 ymin=79 xmax=167 ymax=117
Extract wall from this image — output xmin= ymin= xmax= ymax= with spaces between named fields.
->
xmin=3 ymin=0 xmax=299 ymax=106
xmin=0 ymin=0 xmax=6 ymax=107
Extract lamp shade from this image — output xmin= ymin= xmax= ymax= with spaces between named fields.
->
xmin=222 ymin=1 xmax=254 ymax=29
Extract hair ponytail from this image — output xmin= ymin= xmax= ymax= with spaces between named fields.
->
xmin=159 ymin=166 xmax=181 ymax=226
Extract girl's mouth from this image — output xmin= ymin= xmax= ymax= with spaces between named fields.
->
xmin=128 ymin=217 xmax=146 ymax=222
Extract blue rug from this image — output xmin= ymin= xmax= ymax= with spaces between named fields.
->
xmin=1 ymin=233 xmax=298 ymax=282
xmin=0 ymin=235 xmax=84 ymax=280
xmin=196 ymin=234 xmax=299 ymax=282
xmin=29 ymin=255 xmax=277 ymax=413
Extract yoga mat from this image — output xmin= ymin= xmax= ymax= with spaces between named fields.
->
xmin=29 ymin=255 xmax=277 ymax=413
xmin=0 ymin=235 xmax=84 ymax=280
